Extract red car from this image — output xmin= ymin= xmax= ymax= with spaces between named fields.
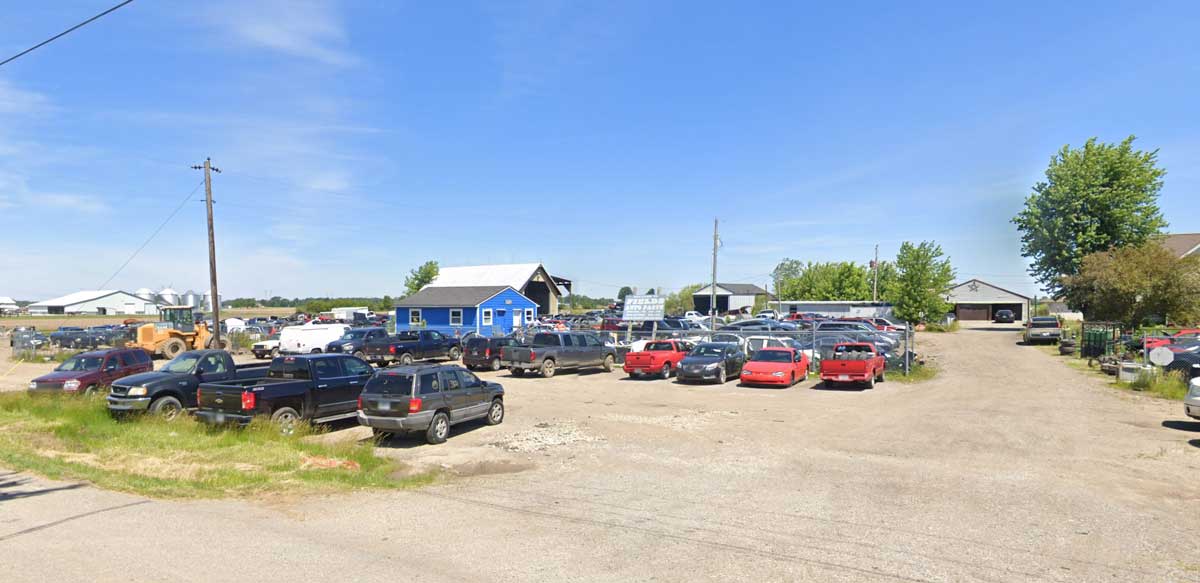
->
xmin=739 ymin=347 xmax=809 ymax=387
xmin=624 ymin=339 xmax=694 ymax=379
xmin=28 ymin=347 xmax=153 ymax=395
xmin=1145 ymin=329 xmax=1200 ymax=350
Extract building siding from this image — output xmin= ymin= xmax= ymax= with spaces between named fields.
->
xmin=393 ymin=288 xmax=537 ymax=338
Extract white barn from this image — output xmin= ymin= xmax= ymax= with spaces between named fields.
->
xmin=0 ymin=296 xmax=19 ymax=314
xmin=692 ymin=283 xmax=770 ymax=315
xmin=944 ymin=279 xmax=1031 ymax=322
xmin=27 ymin=290 xmax=162 ymax=316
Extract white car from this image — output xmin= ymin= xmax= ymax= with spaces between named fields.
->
xmin=279 ymin=322 xmax=350 ymax=354
xmin=755 ymin=310 xmax=779 ymax=320
xmin=683 ymin=311 xmax=708 ymax=322
xmin=251 ymin=335 xmax=280 ymax=359
xmin=1186 ymin=378 xmax=1200 ymax=420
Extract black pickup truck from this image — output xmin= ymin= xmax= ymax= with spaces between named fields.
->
xmin=364 ymin=330 xmax=462 ymax=367
xmin=108 ymin=349 xmax=268 ymax=419
xmin=500 ymin=331 xmax=617 ymax=378
xmin=195 ymin=353 xmax=375 ymax=432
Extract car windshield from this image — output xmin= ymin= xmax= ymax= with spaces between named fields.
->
xmin=751 ymin=350 xmax=791 ymax=362
xmin=341 ymin=330 xmax=368 ymax=340
xmin=268 ymin=359 xmax=311 ymax=380
xmin=162 ymin=353 xmax=201 ymax=373
xmin=690 ymin=345 xmax=725 ymax=357
xmin=645 ymin=341 xmax=676 ymax=351
xmin=370 ymin=373 xmax=413 ymax=395
xmin=56 ymin=356 xmax=103 ymax=371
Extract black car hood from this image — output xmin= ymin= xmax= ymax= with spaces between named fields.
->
xmin=113 ymin=370 xmax=186 ymax=387
xmin=681 ymin=355 xmax=723 ymax=366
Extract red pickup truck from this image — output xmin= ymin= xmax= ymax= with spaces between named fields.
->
xmin=819 ymin=343 xmax=886 ymax=388
xmin=623 ymin=339 xmax=694 ymax=379
xmin=1144 ymin=329 xmax=1200 ymax=350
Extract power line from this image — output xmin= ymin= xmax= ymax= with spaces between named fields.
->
xmin=95 ymin=179 xmax=205 ymax=290
xmin=0 ymin=0 xmax=135 ymax=68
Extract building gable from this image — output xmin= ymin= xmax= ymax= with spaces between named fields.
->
xmin=945 ymin=279 xmax=1031 ymax=303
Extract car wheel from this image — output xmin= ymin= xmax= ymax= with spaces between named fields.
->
xmin=490 ymin=357 xmax=501 ymax=371
xmin=602 ymin=354 xmax=614 ymax=372
xmin=161 ymin=338 xmax=186 ymax=360
xmin=485 ymin=399 xmax=504 ymax=426
xmin=510 ymin=367 xmax=525 ymax=377
xmin=541 ymin=359 xmax=556 ymax=378
xmin=426 ymin=411 xmax=450 ymax=444
xmin=149 ymin=396 xmax=183 ymax=420
xmin=788 ymin=372 xmax=795 ymax=387
xmin=716 ymin=366 xmax=726 ymax=384
xmin=659 ymin=362 xmax=672 ymax=380
xmin=877 ymin=369 xmax=886 ymax=383
xmin=270 ymin=407 xmax=301 ymax=436
xmin=448 ymin=347 xmax=462 ymax=361
xmin=866 ymin=375 xmax=876 ymax=390
xmin=270 ymin=348 xmax=279 ymax=359
xmin=399 ymin=353 xmax=414 ymax=365
xmin=83 ymin=385 xmax=99 ymax=396
xmin=353 ymin=350 xmax=365 ymax=359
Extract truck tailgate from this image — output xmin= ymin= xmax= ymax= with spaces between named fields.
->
xmin=624 ymin=352 xmax=661 ymax=367
xmin=503 ymin=346 xmax=534 ymax=363
xmin=197 ymin=385 xmax=250 ymax=413
xmin=821 ymin=360 xmax=869 ymax=378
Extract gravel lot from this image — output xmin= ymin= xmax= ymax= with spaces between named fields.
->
xmin=3 ymin=323 xmax=1200 ymax=582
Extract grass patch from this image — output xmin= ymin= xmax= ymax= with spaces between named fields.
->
xmin=891 ymin=363 xmax=937 ymax=384
xmin=8 ymin=349 xmax=82 ymax=363
xmin=0 ymin=392 xmax=434 ymax=498
xmin=1119 ymin=370 xmax=1190 ymax=401
xmin=923 ymin=321 xmax=960 ymax=333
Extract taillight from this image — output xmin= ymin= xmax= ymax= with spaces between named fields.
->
xmin=241 ymin=390 xmax=256 ymax=410
xmin=357 ymin=396 xmax=363 ymax=410
xmin=389 ymin=345 xmax=396 ymax=354
xmin=408 ymin=397 xmax=422 ymax=413
xmin=529 ymin=350 xmax=536 ymax=362
xmin=196 ymin=388 xmax=202 ymax=402
xmin=484 ymin=347 xmax=491 ymax=357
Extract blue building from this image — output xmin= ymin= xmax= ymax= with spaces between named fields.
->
xmin=393 ymin=286 xmax=539 ymax=338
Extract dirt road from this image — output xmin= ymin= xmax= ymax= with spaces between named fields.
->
xmin=3 ymin=324 xmax=1199 ymax=582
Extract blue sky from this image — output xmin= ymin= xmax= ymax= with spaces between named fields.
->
xmin=1 ymin=1 xmax=1197 ymax=301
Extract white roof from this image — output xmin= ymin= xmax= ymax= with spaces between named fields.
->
xmin=0 ymin=296 xmax=17 ymax=306
xmin=30 ymin=290 xmax=121 ymax=307
xmin=426 ymin=263 xmax=559 ymax=294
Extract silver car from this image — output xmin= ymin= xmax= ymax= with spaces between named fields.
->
xmin=1186 ymin=378 xmax=1200 ymax=420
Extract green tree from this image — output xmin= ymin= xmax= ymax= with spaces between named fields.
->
xmin=1013 ymin=136 xmax=1168 ymax=296
xmin=664 ymin=284 xmax=703 ymax=315
xmin=891 ymin=241 xmax=956 ymax=323
xmin=773 ymin=260 xmax=871 ymax=300
xmin=1063 ymin=241 xmax=1200 ymax=327
xmin=403 ymin=261 xmax=440 ymax=297
xmin=376 ymin=295 xmax=394 ymax=313
xmin=646 ymin=288 xmax=655 ymax=295
xmin=228 ymin=298 xmax=258 ymax=308
xmin=617 ymin=286 xmax=634 ymax=301
xmin=874 ymin=260 xmax=899 ymax=302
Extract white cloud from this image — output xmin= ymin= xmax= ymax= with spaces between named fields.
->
xmin=0 ymin=78 xmax=51 ymax=115
xmin=203 ymin=0 xmax=358 ymax=67
xmin=0 ymin=170 xmax=110 ymax=214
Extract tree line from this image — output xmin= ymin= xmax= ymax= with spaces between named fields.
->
xmin=226 ymin=260 xmax=442 ymax=316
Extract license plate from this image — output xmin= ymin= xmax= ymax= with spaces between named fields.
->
xmin=635 ymin=369 xmax=644 ymax=374
xmin=215 ymin=413 xmax=225 ymax=423
xmin=838 ymin=374 xmax=849 ymax=381
xmin=378 ymin=402 xmax=391 ymax=411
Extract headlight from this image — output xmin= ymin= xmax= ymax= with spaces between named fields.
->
xmin=771 ymin=371 xmax=785 ymax=377
xmin=63 ymin=380 xmax=81 ymax=391
xmin=127 ymin=386 xmax=148 ymax=396
xmin=28 ymin=381 xmax=36 ymax=389
xmin=343 ymin=344 xmax=354 ymax=350
xmin=704 ymin=362 xmax=720 ymax=370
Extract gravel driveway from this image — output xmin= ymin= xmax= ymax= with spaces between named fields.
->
xmin=3 ymin=324 xmax=1199 ymax=582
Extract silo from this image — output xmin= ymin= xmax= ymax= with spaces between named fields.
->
xmin=158 ymin=287 xmax=179 ymax=306
xmin=181 ymin=290 xmax=201 ymax=309
xmin=201 ymin=292 xmax=221 ymax=312
xmin=134 ymin=287 xmax=155 ymax=301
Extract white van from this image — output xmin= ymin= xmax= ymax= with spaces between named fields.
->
xmin=279 ymin=323 xmax=350 ymax=354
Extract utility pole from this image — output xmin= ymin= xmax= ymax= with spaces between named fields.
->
xmin=872 ymin=244 xmax=879 ymax=303
xmin=710 ymin=218 xmax=718 ymax=332
xmin=192 ymin=158 xmax=222 ymax=347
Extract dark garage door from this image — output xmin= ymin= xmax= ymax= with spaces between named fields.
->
xmin=956 ymin=305 xmax=990 ymax=321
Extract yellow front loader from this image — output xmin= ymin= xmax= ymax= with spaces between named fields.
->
xmin=127 ymin=306 xmax=228 ymax=359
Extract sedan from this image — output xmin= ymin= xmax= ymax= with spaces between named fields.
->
xmin=740 ymin=347 xmax=808 ymax=387
xmin=677 ymin=343 xmax=745 ymax=384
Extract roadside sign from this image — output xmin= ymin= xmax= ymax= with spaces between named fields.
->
xmin=622 ymin=295 xmax=666 ymax=322
xmin=1148 ymin=347 xmax=1175 ymax=367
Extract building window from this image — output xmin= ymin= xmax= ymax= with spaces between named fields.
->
xmin=449 ymin=309 xmax=463 ymax=326
xmin=409 ymin=309 xmax=422 ymax=325
xmin=482 ymin=309 xmax=493 ymax=326
xmin=497 ymin=309 xmax=506 ymax=317
xmin=524 ymin=308 xmax=535 ymax=322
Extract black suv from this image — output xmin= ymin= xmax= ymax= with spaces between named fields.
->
xmin=993 ymin=309 xmax=1015 ymax=323
xmin=463 ymin=336 xmax=518 ymax=371
xmin=357 ymin=364 xmax=505 ymax=444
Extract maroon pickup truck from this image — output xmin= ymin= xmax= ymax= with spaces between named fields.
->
xmin=28 ymin=347 xmax=153 ymax=395
xmin=819 ymin=343 xmax=886 ymax=389
xmin=623 ymin=339 xmax=694 ymax=379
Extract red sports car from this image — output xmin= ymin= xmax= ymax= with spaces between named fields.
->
xmin=739 ymin=347 xmax=809 ymax=387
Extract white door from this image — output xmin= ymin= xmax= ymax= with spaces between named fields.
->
xmin=513 ymin=312 xmax=522 ymax=329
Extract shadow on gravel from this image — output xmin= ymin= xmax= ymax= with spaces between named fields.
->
xmin=373 ymin=419 xmax=491 ymax=449
xmin=0 ymin=473 xmax=86 ymax=502
xmin=1189 ymin=439 xmax=1200 ymax=450
xmin=1162 ymin=420 xmax=1200 ymax=432
xmin=810 ymin=381 xmax=869 ymax=392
